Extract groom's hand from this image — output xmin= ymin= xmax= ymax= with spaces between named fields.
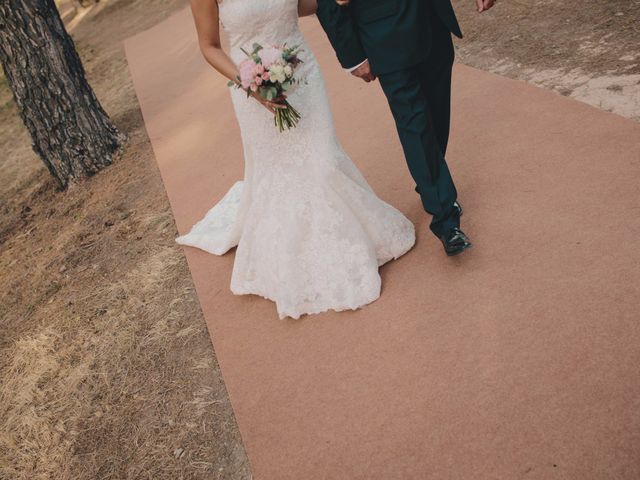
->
xmin=351 ymin=60 xmax=376 ymax=83
xmin=475 ymin=0 xmax=496 ymax=12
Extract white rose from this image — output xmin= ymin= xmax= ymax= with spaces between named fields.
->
xmin=269 ymin=64 xmax=286 ymax=83
xmin=284 ymin=65 xmax=293 ymax=77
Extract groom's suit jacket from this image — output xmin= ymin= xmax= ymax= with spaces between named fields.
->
xmin=316 ymin=0 xmax=462 ymax=75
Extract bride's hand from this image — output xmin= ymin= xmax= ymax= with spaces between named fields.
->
xmin=251 ymin=91 xmax=287 ymax=114
xmin=476 ymin=0 xmax=496 ymax=12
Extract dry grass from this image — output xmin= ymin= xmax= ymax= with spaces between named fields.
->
xmin=0 ymin=241 xmax=244 ymax=479
xmin=0 ymin=1 xmax=250 ymax=478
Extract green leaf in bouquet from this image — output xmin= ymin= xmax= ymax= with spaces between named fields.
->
xmin=261 ymin=86 xmax=278 ymax=101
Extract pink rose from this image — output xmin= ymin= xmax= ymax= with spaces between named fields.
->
xmin=262 ymin=71 xmax=270 ymax=81
xmin=250 ymin=83 xmax=258 ymax=92
xmin=255 ymin=76 xmax=263 ymax=86
xmin=239 ymin=59 xmax=256 ymax=89
xmin=255 ymin=63 xmax=265 ymax=75
xmin=258 ymin=47 xmax=283 ymax=69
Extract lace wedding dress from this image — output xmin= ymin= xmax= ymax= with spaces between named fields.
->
xmin=176 ymin=0 xmax=415 ymax=319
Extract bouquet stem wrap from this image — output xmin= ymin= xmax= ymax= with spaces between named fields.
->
xmin=274 ymin=100 xmax=302 ymax=132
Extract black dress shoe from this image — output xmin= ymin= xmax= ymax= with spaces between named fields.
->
xmin=440 ymin=227 xmax=473 ymax=256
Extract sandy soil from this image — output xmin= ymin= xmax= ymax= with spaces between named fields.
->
xmin=453 ymin=0 xmax=640 ymax=120
xmin=0 ymin=1 xmax=638 ymax=479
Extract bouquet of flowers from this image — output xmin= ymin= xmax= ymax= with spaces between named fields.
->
xmin=229 ymin=43 xmax=304 ymax=132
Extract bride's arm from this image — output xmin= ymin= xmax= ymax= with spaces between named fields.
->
xmin=189 ymin=0 xmax=238 ymax=82
xmin=189 ymin=0 xmax=284 ymax=113
xmin=298 ymin=0 xmax=317 ymax=17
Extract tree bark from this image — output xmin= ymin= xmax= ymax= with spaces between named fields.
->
xmin=0 ymin=0 xmax=124 ymax=189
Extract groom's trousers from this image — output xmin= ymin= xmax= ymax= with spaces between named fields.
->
xmin=377 ymin=3 xmax=459 ymax=239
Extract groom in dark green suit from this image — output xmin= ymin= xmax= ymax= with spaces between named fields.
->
xmin=317 ymin=0 xmax=496 ymax=256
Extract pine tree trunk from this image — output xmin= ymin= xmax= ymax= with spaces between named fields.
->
xmin=0 ymin=0 xmax=124 ymax=189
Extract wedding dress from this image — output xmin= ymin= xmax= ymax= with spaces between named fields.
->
xmin=176 ymin=0 xmax=415 ymax=319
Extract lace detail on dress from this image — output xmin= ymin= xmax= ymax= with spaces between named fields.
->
xmin=176 ymin=0 xmax=416 ymax=319
xmin=176 ymin=181 xmax=243 ymax=255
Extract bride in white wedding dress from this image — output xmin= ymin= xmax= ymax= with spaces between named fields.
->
xmin=178 ymin=0 xmax=415 ymax=319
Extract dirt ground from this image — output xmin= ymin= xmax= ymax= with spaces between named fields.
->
xmin=0 ymin=1 xmax=250 ymax=479
xmin=0 ymin=1 xmax=638 ymax=479
xmin=453 ymin=0 xmax=640 ymax=120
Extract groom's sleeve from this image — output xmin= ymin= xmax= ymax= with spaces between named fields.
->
xmin=316 ymin=1 xmax=366 ymax=70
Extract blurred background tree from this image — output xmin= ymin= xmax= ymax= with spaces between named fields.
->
xmin=0 ymin=0 xmax=123 ymax=189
